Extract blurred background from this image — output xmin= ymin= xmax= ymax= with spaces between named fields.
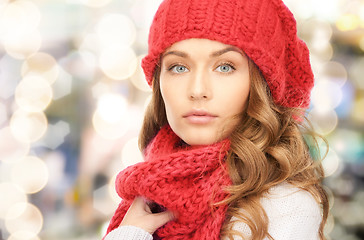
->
xmin=0 ymin=0 xmax=363 ymax=239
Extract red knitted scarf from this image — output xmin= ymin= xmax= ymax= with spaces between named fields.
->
xmin=105 ymin=125 xmax=232 ymax=239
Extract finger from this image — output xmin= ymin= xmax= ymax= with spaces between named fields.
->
xmin=129 ymin=197 xmax=145 ymax=211
xmin=124 ymin=197 xmax=146 ymax=218
xmin=133 ymin=196 xmax=145 ymax=206
xmin=148 ymin=210 xmax=176 ymax=229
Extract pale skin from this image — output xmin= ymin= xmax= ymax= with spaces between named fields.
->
xmin=120 ymin=38 xmax=251 ymax=234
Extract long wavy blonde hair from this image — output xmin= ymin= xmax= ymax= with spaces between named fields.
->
xmin=138 ymin=59 xmax=329 ymax=240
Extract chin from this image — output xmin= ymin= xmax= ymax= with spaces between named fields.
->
xmin=171 ymin=124 xmax=227 ymax=146
xmin=183 ymin=138 xmax=216 ymax=146
xmin=179 ymin=132 xmax=220 ymax=146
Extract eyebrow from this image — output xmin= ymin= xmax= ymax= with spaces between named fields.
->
xmin=162 ymin=46 xmax=244 ymax=59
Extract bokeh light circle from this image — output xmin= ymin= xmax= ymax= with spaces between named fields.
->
xmin=121 ymin=137 xmax=144 ymax=169
xmin=15 ymin=76 xmax=53 ymax=112
xmin=11 ymin=156 xmax=49 ymax=194
xmin=312 ymin=43 xmax=333 ymax=62
xmin=8 ymin=231 xmax=41 ymax=240
xmin=308 ymin=108 xmax=338 ymax=135
xmin=99 ymin=46 xmax=138 ymax=80
xmin=298 ymin=19 xmax=334 ymax=61
xmin=96 ymin=13 xmax=136 ymax=47
xmin=0 ymin=127 xmax=30 ymax=163
xmin=321 ymin=148 xmax=341 ymax=177
xmin=352 ymin=96 xmax=364 ymax=123
xmin=349 ymin=57 xmax=364 ymax=90
xmin=10 ymin=110 xmax=48 ymax=143
xmin=92 ymin=111 xmax=129 ymax=139
xmin=3 ymin=30 xmax=42 ymax=60
xmin=92 ymin=95 xmax=130 ymax=140
xmin=319 ymin=61 xmax=348 ymax=87
xmin=0 ymin=183 xmax=27 ymax=219
xmin=324 ymin=213 xmax=335 ymax=236
xmin=0 ymin=0 xmax=41 ymax=36
xmin=336 ymin=14 xmax=360 ymax=31
xmin=360 ymin=37 xmax=364 ymax=52
xmin=96 ymin=93 xmax=127 ymax=123
xmin=5 ymin=203 xmax=43 ymax=237
xmin=311 ymin=79 xmax=343 ymax=111
xmin=299 ymin=19 xmax=331 ymax=41
xmin=21 ymin=52 xmax=60 ymax=85
xmin=108 ymin=174 xmax=122 ymax=204
xmin=130 ymin=55 xmax=152 ymax=92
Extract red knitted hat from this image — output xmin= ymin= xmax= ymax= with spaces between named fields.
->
xmin=141 ymin=0 xmax=314 ymax=109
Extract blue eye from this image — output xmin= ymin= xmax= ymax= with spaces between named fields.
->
xmin=216 ymin=64 xmax=235 ymax=73
xmin=170 ymin=65 xmax=189 ymax=73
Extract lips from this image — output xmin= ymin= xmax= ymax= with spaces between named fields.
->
xmin=183 ymin=110 xmax=217 ymax=124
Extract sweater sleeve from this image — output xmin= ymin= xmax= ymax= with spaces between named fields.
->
xmin=104 ymin=226 xmax=153 ymax=240
xmin=229 ymin=183 xmax=322 ymax=240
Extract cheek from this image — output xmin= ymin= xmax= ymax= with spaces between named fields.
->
xmin=219 ymin=84 xmax=250 ymax=116
xmin=160 ymin=81 xmax=181 ymax=120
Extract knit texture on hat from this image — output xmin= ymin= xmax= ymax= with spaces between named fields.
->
xmin=105 ymin=125 xmax=231 ymax=239
xmin=141 ymin=0 xmax=314 ymax=109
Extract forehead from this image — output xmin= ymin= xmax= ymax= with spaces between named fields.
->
xmin=162 ymin=38 xmax=244 ymax=59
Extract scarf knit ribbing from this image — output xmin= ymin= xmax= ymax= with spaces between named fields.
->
xmin=105 ymin=125 xmax=232 ymax=239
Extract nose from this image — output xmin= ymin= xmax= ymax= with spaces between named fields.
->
xmin=188 ymin=70 xmax=211 ymax=100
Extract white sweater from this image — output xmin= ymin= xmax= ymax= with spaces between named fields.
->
xmin=105 ymin=183 xmax=322 ymax=240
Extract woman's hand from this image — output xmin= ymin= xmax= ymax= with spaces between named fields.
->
xmin=120 ymin=196 xmax=176 ymax=235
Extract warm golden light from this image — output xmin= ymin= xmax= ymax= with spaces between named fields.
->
xmin=359 ymin=37 xmax=364 ymax=52
xmin=99 ymin=46 xmax=138 ymax=80
xmin=11 ymin=156 xmax=49 ymax=194
xmin=0 ymin=183 xmax=27 ymax=219
xmin=15 ymin=76 xmax=53 ymax=112
xmin=5 ymin=203 xmax=43 ymax=237
xmin=21 ymin=52 xmax=60 ymax=85
xmin=10 ymin=110 xmax=48 ymax=143
xmin=361 ymin=5 xmax=364 ymax=28
xmin=336 ymin=14 xmax=360 ymax=31
xmin=352 ymin=97 xmax=364 ymax=123
xmin=0 ymin=127 xmax=30 ymax=163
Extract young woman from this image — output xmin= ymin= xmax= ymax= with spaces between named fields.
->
xmin=103 ymin=0 xmax=329 ymax=239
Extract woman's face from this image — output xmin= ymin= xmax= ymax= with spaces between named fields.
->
xmin=159 ymin=38 xmax=251 ymax=145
